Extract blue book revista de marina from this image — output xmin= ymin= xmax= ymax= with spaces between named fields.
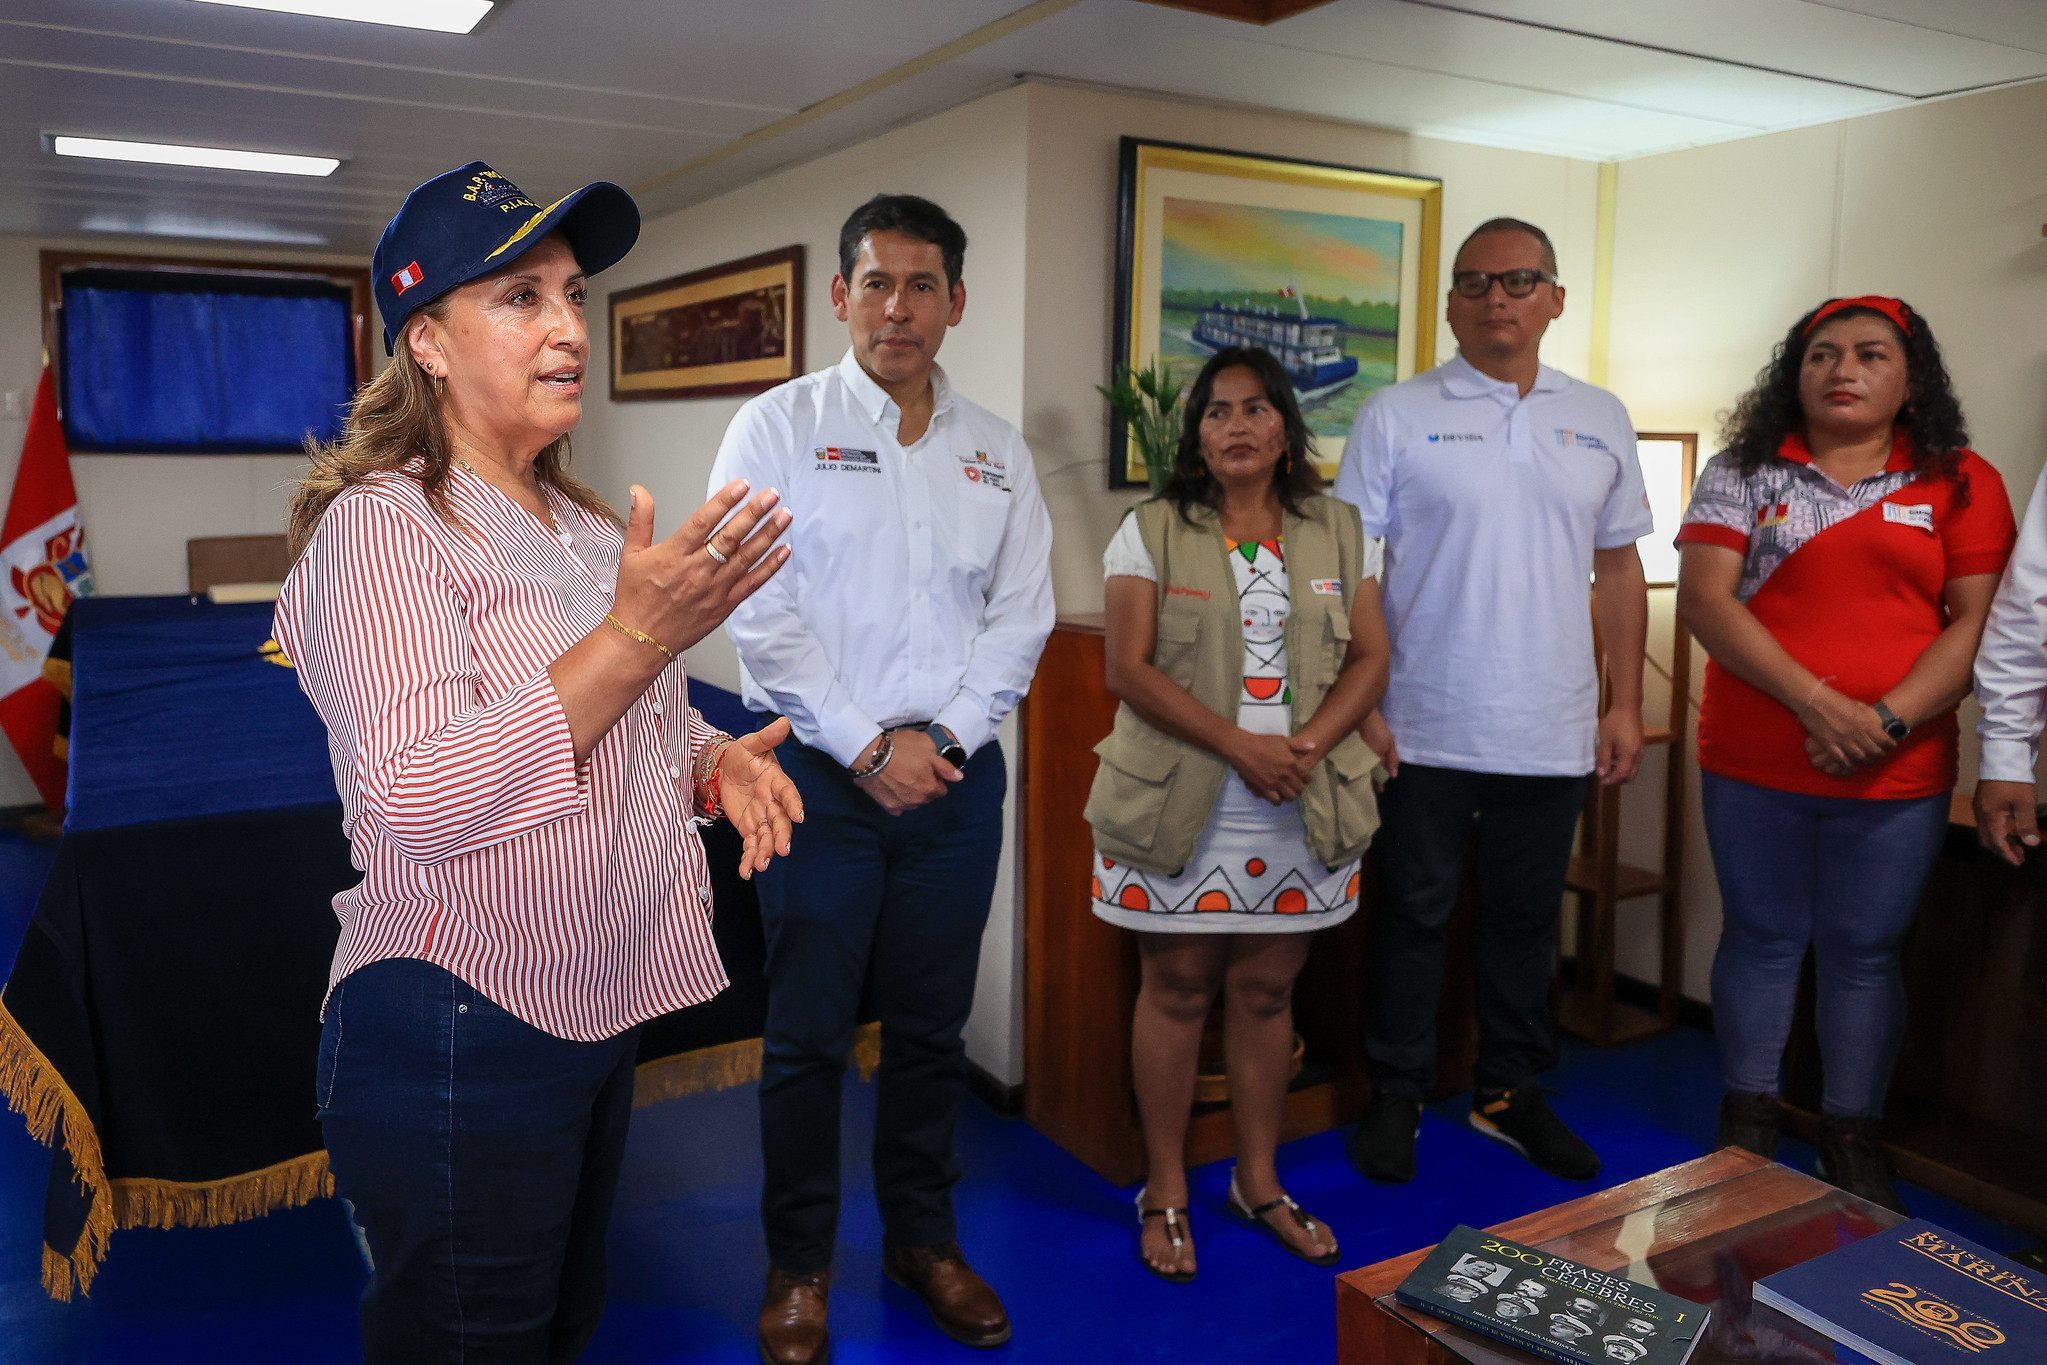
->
xmin=1752 ymin=1219 xmax=2047 ymax=1364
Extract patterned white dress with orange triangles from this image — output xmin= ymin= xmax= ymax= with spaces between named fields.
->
xmin=1093 ymin=531 xmax=1360 ymax=934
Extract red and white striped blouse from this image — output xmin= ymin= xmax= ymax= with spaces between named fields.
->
xmin=274 ymin=463 xmax=730 ymax=1042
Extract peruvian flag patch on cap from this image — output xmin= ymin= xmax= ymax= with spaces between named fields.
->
xmin=390 ymin=261 xmax=425 ymax=294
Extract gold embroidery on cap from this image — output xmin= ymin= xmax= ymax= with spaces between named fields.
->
xmin=485 ymin=192 xmax=576 ymax=262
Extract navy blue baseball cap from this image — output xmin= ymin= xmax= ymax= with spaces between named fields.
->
xmin=373 ymin=160 xmax=640 ymax=354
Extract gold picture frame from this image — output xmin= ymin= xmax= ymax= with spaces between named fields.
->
xmin=609 ymin=245 xmax=803 ymax=401
xmin=1110 ymin=139 xmax=1441 ymax=486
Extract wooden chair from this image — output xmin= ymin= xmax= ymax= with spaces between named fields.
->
xmin=187 ymin=535 xmax=290 ymax=595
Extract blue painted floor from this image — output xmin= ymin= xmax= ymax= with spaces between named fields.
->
xmin=0 ymin=825 xmax=2031 ymax=1363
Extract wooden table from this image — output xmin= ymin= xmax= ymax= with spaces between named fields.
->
xmin=1336 ymin=1147 xmax=1900 ymax=1365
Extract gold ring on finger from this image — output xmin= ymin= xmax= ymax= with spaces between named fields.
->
xmin=705 ymin=541 xmax=730 ymax=564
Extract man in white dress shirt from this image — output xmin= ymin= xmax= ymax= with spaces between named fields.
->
xmin=709 ymin=194 xmax=1054 ymax=1364
xmin=1333 ymin=218 xmax=1652 ymax=1189
xmin=1973 ymin=463 xmax=2047 ymax=863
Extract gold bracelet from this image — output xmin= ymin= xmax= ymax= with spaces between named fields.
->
xmin=698 ymin=736 xmax=736 ymax=786
xmin=605 ymin=613 xmax=675 ymax=662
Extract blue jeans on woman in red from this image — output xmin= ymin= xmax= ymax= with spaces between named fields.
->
xmin=1699 ymin=771 xmax=1950 ymax=1118
xmin=316 ymin=956 xmax=641 ymax=1363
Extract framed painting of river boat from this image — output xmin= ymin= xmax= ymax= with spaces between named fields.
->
xmin=609 ymin=244 xmax=803 ymax=401
xmin=1110 ymin=138 xmax=1441 ymax=487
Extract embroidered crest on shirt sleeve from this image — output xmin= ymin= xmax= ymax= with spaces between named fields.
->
xmin=1310 ymin=578 xmax=1343 ymax=595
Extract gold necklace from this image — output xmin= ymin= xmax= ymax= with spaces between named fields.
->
xmin=453 ymin=455 xmax=560 ymax=534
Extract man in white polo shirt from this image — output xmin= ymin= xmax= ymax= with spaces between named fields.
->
xmin=1334 ymin=217 xmax=1651 ymax=1186
xmin=709 ymin=194 xmax=1053 ymax=1365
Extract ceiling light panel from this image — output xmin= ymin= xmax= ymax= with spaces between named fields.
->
xmin=51 ymin=136 xmax=341 ymax=176
xmin=185 ymin=0 xmax=494 ymax=35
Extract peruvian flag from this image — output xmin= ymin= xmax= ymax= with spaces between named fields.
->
xmin=0 ymin=367 xmax=92 ymax=807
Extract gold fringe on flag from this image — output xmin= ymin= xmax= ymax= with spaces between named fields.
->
xmin=632 ymin=1020 xmax=883 ymax=1109
xmin=0 ymin=992 xmax=335 ymax=1300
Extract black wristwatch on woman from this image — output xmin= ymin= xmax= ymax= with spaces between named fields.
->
xmin=1873 ymin=700 xmax=1910 ymax=741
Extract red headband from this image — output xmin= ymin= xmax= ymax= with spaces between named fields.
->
xmin=1804 ymin=295 xmax=1912 ymax=338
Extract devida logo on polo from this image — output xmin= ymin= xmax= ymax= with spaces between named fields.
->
xmin=1426 ymin=432 xmax=1484 ymax=443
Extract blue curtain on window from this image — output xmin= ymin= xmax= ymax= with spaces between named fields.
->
xmin=61 ymin=279 xmax=354 ymax=453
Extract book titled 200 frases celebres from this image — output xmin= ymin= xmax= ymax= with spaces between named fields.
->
xmin=1396 ymin=1225 xmax=1707 ymax=1365
xmin=1753 ymin=1219 xmax=2046 ymax=1364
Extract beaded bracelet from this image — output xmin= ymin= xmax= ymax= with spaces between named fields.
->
xmin=695 ymin=736 xmax=735 ymax=818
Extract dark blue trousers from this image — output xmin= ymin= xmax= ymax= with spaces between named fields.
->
xmin=317 ymin=957 xmax=641 ymax=1364
xmin=755 ymin=738 xmax=1007 ymax=1273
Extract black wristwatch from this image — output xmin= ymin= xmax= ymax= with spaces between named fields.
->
xmin=1874 ymin=700 xmax=1910 ymax=741
xmin=926 ymin=722 xmax=968 ymax=769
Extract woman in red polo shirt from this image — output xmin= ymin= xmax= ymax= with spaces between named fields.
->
xmin=1676 ymin=296 xmax=2014 ymax=1213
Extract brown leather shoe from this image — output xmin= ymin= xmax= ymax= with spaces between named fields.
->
xmin=758 ymin=1267 xmax=831 ymax=1365
xmin=882 ymin=1239 xmax=1012 ymax=1347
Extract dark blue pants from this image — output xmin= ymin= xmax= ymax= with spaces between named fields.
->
xmin=1700 ymin=771 xmax=1949 ymax=1117
xmin=317 ymin=957 xmax=641 ymax=1364
xmin=1364 ymin=762 xmax=1590 ymax=1099
xmin=755 ymin=738 xmax=1007 ymax=1274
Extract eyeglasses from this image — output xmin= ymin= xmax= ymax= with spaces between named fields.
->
xmin=1451 ymin=268 xmax=1558 ymax=299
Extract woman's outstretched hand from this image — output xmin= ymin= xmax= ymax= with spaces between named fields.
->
xmin=720 ymin=717 xmax=804 ymax=879
xmin=612 ymin=480 xmax=791 ymax=656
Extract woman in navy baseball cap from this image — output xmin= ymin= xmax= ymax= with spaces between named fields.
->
xmin=280 ymin=163 xmax=802 ymax=1361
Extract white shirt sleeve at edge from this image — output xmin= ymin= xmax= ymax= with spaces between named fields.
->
xmin=1974 ymin=462 xmax=2047 ymax=784
xmin=1103 ymin=511 xmax=1156 ymax=580
xmin=1594 ymin=397 xmax=1656 ymax=548
xmin=1333 ymin=396 xmax=1394 ymax=539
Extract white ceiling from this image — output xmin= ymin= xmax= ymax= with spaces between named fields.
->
xmin=3 ymin=0 xmax=2043 ymax=254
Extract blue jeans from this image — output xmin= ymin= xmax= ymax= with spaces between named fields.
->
xmin=754 ymin=738 xmax=1006 ymax=1273
xmin=317 ymin=957 xmax=641 ymax=1363
xmin=1700 ymin=772 xmax=1949 ymax=1117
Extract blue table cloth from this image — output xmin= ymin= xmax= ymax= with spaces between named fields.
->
xmin=62 ymin=594 xmax=762 ymax=833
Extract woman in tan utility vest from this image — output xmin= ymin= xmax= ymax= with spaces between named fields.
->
xmin=1085 ymin=346 xmax=1389 ymax=1280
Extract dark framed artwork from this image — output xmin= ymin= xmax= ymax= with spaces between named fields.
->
xmin=608 ymin=244 xmax=803 ymax=401
xmin=1110 ymin=138 xmax=1442 ymax=487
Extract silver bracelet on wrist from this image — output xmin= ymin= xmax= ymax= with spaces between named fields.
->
xmin=850 ymin=731 xmax=895 ymax=777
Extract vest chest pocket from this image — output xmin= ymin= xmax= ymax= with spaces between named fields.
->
xmin=1304 ymin=602 xmax=1351 ymax=687
xmin=1153 ymin=609 xmax=1203 ymax=688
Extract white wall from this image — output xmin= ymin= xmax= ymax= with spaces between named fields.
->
xmin=0 ymin=234 xmax=364 ymax=806
xmin=1602 ymin=79 xmax=2047 ymax=998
